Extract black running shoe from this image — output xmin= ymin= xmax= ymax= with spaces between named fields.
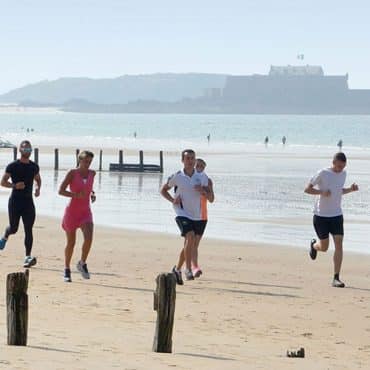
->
xmin=77 ymin=261 xmax=90 ymax=279
xmin=332 ymin=278 xmax=345 ymax=288
xmin=64 ymin=268 xmax=72 ymax=282
xmin=309 ymin=239 xmax=317 ymax=260
xmin=171 ymin=266 xmax=184 ymax=285
xmin=23 ymin=256 xmax=37 ymax=268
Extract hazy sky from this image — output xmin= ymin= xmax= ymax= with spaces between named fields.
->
xmin=1 ymin=0 xmax=369 ymax=93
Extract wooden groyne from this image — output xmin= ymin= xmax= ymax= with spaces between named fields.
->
xmin=109 ymin=150 xmax=163 ymax=173
xmin=3 ymin=148 xmax=164 ymax=173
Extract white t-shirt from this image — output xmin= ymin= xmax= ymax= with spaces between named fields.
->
xmin=310 ymin=168 xmax=346 ymax=217
xmin=167 ymin=169 xmax=208 ymax=220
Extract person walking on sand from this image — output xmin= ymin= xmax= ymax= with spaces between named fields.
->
xmin=59 ymin=150 xmax=96 ymax=282
xmin=0 ymin=140 xmax=41 ymax=268
xmin=304 ymin=152 xmax=359 ymax=288
xmin=160 ymin=149 xmax=211 ymax=284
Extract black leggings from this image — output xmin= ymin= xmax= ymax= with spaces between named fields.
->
xmin=5 ymin=197 xmax=35 ymax=256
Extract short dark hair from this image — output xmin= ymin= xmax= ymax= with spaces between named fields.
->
xmin=333 ymin=152 xmax=347 ymax=162
xmin=181 ymin=149 xmax=195 ymax=160
xmin=20 ymin=140 xmax=31 ymax=147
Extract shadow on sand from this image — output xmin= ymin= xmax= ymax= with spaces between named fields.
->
xmin=203 ymin=278 xmax=301 ymax=290
xmin=177 ymin=352 xmax=235 ymax=361
xmin=27 ymin=345 xmax=81 ymax=354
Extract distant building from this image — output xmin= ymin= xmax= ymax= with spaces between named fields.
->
xmin=269 ymin=65 xmax=324 ymax=76
xmin=222 ymin=65 xmax=369 ymax=114
xmin=203 ymin=87 xmax=223 ymax=99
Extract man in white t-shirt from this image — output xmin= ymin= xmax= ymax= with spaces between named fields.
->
xmin=304 ymin=152 xmax=359 ymax=288
xmin=160 ymin=149 xmax=212 ymax=284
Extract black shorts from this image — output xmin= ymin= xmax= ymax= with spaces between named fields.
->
xmin=313 ymin=215 xmax=344 ymax=240
xmin=175 ymin=217 xmax=207 ymax=237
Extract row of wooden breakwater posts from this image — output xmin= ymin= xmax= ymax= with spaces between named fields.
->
xmin=8 ymin=147 xmax=164 ymax=172
xmin=7 ymin=270 xmax=176 ymax=352
xmin=7 ymin=271 xmax=306 ymax=356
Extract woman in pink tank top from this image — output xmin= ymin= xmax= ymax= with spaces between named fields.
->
xmin=59 ymin=150 xmax=96 ymax=282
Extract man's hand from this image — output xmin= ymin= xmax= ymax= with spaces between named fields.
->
xmin=351 ymin=183 xmax=359 ymax=192
xmin=34 ymin=188 xmax=40 ymax=197
xmin=14 ymin=181 xmax=25 ymax=190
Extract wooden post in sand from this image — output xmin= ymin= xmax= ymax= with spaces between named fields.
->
xmin=139 ymin=150 xmax=144 ymax=171
xmin=76 ymin=149 xmax=80 ymax=166
xmin=13 ymin=147 xmax=17 ymax=160
xmin=153 ymin=273 xmax=176 ymax=353
xmin=54 ymin=148 xmax=59 ymax=170
xmin=34 ymin=148 xmax=39 ymax=165
xmin=159 ymin=151 xmax=164 ymax=173
xmin=99 ymin=150 xmax=103 ymax=171
xmin=7 ymin=270 xmax=29 ymax=346
xmin=119 ymin=150 xmax=123 ymax=165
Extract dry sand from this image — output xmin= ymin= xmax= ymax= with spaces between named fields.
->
xmin=0 ymin=214 xmax=370 ymax=369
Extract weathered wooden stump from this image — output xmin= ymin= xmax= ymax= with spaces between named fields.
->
xmin=7 ymin=270 xmax=29 ymax=346
xmin=152 ymin=273 xmax=176 ymax=353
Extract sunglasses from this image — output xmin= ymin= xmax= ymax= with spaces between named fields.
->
xmin=21 ymin=147 xmax=32 ymax=153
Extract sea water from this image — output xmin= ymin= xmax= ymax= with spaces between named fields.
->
xmin=0 ymin=112 xmax=370 ymax=253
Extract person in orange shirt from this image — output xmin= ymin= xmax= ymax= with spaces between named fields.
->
xmin=191 ymin=158 xmax=214 ymax=277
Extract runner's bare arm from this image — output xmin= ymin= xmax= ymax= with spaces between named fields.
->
xmin=1 ymin=172 xmax=12 ymax=188
xmin=343 ymin=183 xmax=359 ymax=194
xmin=304 ymin=183 xmax=330 ymax=196
xmin=58 ymin=170 xmax=83 ymax=198
xmin=204 ymin=178 xmax=215 ymax=203
xmin=34 ymin=173 xmax=41 ymax=196
xmin=160 ymin=183 xmax=175 ymax=203
xmin=0 ymin=172 xmax=25 ymax=189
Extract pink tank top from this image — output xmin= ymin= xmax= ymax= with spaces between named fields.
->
xmin=67 ymin=169 xmax=94 ymax=211
xmin=62 ymin=169 xmax=95 ymax=231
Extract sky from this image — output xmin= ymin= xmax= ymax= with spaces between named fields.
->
xmin=0 ymin=0 xmax=369 ymax=93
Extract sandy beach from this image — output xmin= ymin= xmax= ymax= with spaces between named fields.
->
xmin=0 ymin=213 xmax=370 ymax=370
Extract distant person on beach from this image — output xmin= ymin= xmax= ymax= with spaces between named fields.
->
xmin=264 ymin=136 xmax=269 ymax=146
xmin=160 ymin=149 xmax=212 ymax=284
xmin=0 ymin=140 xmax=41 ymax=268
xmin=337 ymin=139 xmax=343 ymax=151
xmin=282 ymin=136 xmax=287 ymax=145
xmin=304 ymin=152 xmax=359 ymax=288
xmin=207 ymin=133 xmax=211 ymax=144
xmin=59 ymin=150 xmax=96 ymax=282
xmin=134 ymin=131 xmax=137 ymax=139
